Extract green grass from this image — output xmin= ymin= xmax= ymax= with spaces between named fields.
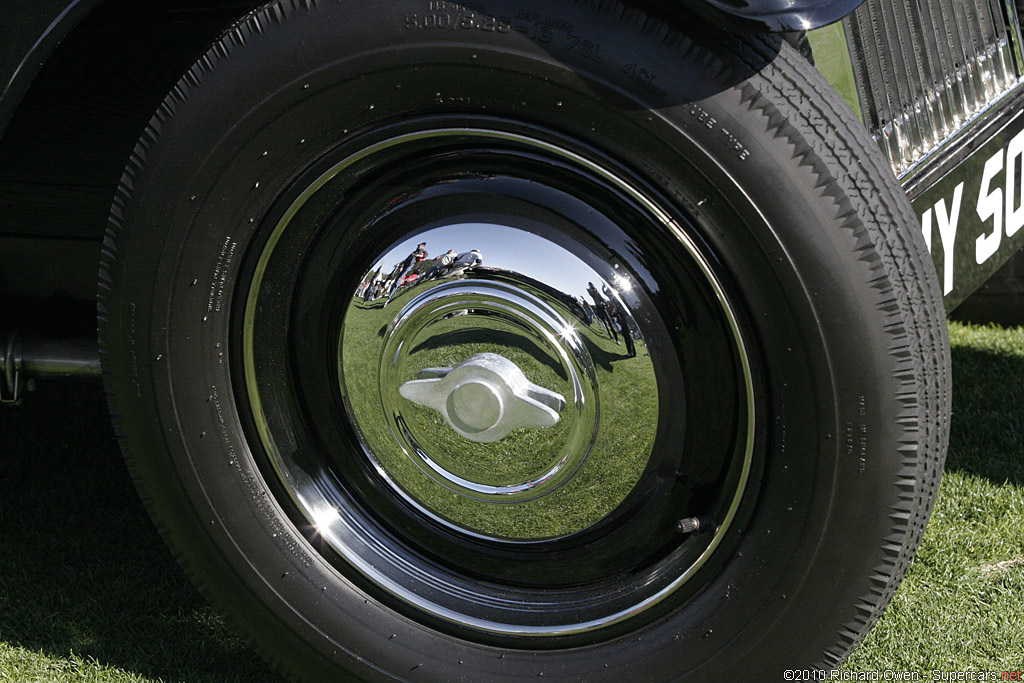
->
xmin=1 ymin=320 xmax=1023 ymax=681
xmin=0 ymin=384 xmax=284 ymax=682
xmin=808 ymin=22 xmax=865 ymax=122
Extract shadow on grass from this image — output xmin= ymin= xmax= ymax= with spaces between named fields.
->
xmin=946 ymin=341 xmax=1024 ymax=487
xmin=0 ymin=382 xmax=284 ymax=682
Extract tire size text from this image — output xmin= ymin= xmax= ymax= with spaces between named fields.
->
xmin=404 ymin=12 xmax=511 ymax=32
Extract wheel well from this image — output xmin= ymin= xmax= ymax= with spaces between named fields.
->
xmin=0 ymin=0 xmax=253 ymax=328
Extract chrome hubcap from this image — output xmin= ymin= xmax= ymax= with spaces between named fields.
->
xmin=240 ymin=122 xmax=756 ymax=640
xmin=344 ymin=221 xmax=654 ymax=537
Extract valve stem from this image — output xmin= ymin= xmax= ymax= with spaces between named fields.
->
xmin=676 ymin=515 xmax=716 ymax=535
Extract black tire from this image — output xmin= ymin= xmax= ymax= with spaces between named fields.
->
xmin=99 ymin=1 xmax=950 ymax=680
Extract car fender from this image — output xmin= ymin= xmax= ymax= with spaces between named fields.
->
xmin=680 ymin=0 xmax=866 ymax=32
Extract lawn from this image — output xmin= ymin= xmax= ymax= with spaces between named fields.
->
xmin=1 ymin=320 xmax=1022 ymax=681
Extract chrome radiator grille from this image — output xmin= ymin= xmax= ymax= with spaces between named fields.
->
xmin=845 ymin=0 xmax=1023 ymax=176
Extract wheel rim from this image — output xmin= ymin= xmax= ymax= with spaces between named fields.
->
xmin=240 ymin=121 xmax=757 ymax=640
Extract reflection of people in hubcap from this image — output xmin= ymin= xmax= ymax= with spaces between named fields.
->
xmin=447 ymin=249 xmax=482 ymax=278
xmin=587 ymin=282 xmax=617 ymax=342
xmin=424 ymin=249 xmax=458 ymax=279
xmin=384 ymin=241 xmax=427 ymax=306
xmin=605 ymin=296 xmax=636 ymax=358
xmin=358 ymin=262 xmax=385 ymax=302
xmin=587 ymin=282 xmax=636 ymax=358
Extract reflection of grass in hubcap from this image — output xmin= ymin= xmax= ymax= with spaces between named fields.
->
xmin=342 ymin=288 xmax=657 ymax=541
